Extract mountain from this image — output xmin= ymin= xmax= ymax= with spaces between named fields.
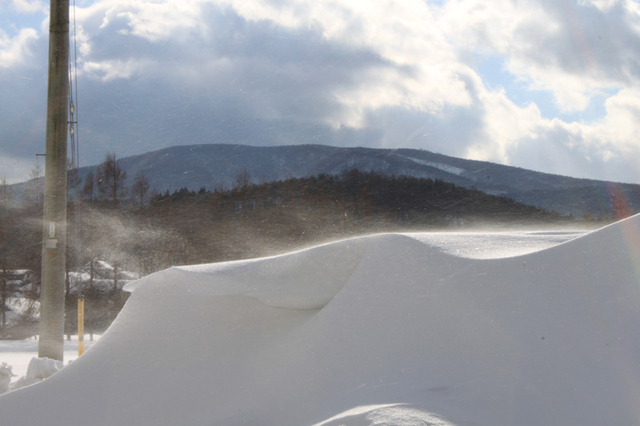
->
xmin=14 ymin=144 xmax=640 ymax=217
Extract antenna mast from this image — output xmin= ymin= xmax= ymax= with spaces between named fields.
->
xmin=39 ymin=0 xmax=69 ymax=361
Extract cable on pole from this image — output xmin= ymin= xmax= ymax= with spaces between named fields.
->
xmin=68 ymin=0 xmax=79 ymax=171
xmin=67 ymin=0 xmax=86 ymax=344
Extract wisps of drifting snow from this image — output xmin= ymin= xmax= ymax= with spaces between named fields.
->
xmin=124 ymin=236 xmax=372 ymax=310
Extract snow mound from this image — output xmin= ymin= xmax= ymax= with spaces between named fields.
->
xmin=1 ymin=217 xmax=640 ymax=426
xmin=23 ymin=357 xmax=64 ymax=382
xmin=3 ymin=357 xmax=64 ymax=393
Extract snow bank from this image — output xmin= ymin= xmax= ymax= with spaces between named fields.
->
xmin=1 ymin=218 xmax=640 ymax=426
xmin=0 ymin=363 xmax=14 ymax=392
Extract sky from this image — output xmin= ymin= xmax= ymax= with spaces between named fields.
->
xmin=2 ymin=0 xmax=640 ymax=184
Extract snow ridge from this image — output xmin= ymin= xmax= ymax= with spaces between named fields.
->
xmin=124 ymin=236 xmax=373 ymax=310
xmin=1 ymin=218 xmax=640 ymax=426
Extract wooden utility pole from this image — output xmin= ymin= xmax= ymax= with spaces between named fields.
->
xmin=39 ymin=0 xmax=69 ymax=361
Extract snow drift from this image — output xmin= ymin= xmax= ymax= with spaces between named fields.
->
xmin=1 ymin=218 xmax=640 ymax=426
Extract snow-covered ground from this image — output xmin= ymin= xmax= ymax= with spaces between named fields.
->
xmin=1 ymin=220 xmax=639 ymax=426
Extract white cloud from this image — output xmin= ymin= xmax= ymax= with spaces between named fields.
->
xmin=581 ymin=0 xmax=622 ymax=12
xmin=215 ymin=0 xmax=475 ymax=127
xmin=466 ymin=84 xmax=640 ymax=182
xmin=82 ymin=58 xmax=151 ymax=81
xmin=466 ymin=88 xmax=546 ymax=164
xmin=78 ymin=0 xmax=210 ymax=42
xmin=440 ymin=0 xmax=640 ymax=112
xmin=0 ymin=27 xmax=38 ymax=68
xmin=70 ymin=0 xmax=474 ymax=125
xmin=8 ymin=0 xmax=46 ymax=14
xmin=586 ymin=88 xmax=640 ymax=150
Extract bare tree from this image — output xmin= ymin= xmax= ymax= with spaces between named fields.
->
xmin=131 ymin=171 xmax=150 ymax=209
xmin=235 ymin=168 xmax=251 ymax=190
xmin=96 ymin=153 xmax=127 ymax=207
xmin=26 ymin=161 xmax=43 ymax=206
xmin=82 ymin=171 xmax=96 ymax=204
xmin=0 ymin=175 xmax=11 ymax=205
xmin=214 ymin=180 xmax=227 ymax=193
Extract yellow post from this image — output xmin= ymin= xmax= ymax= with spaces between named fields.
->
xmin=77 ymin=297 xmax=85 ymax=356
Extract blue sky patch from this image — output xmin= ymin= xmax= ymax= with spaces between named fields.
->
xmin=0 ymin=8 xmax=45 ymax=38
xmin=478 ymin=55 xmax=614 ymax=124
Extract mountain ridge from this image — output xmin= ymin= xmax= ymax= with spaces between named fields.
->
xmin=12 ymin=144 xmax=640 ymax=217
